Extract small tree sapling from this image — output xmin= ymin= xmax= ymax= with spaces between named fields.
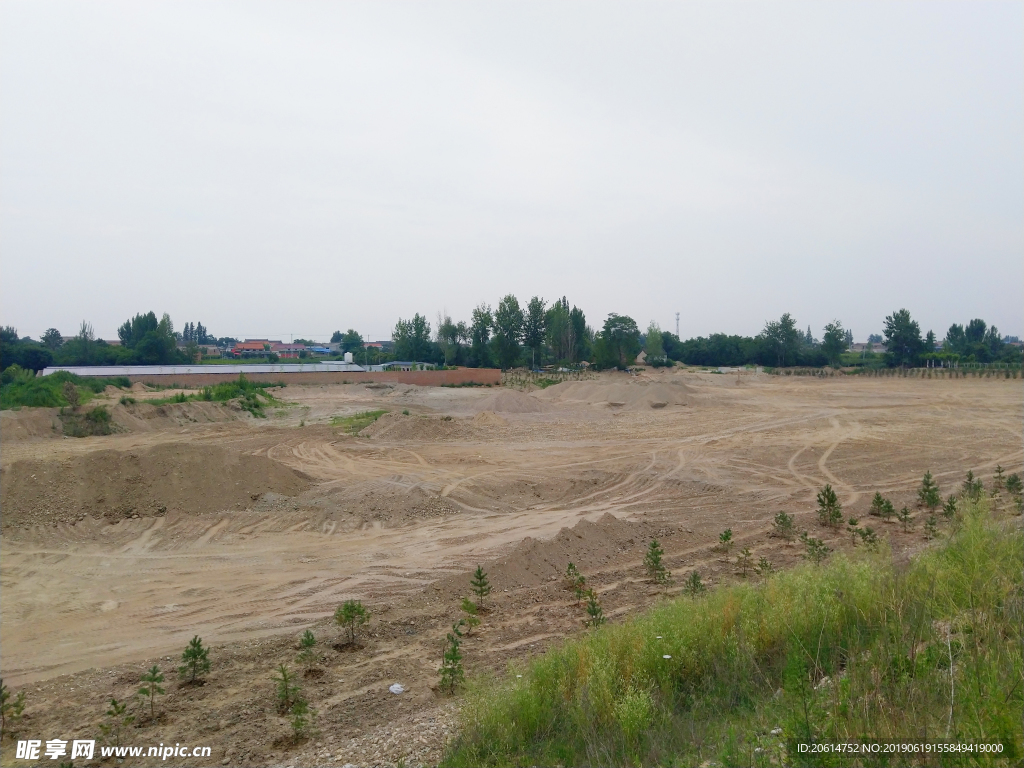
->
xmin=138 ymin=665 xmax=165 ymax=721
xmin=335 ymin=600 xmax=370 ymax=645
xmin=643 ymin=539 xmax=670 ymax=583
xmin=178 ymin=635 xmax=210 ymax=684
xmin=470 ymin=566 xmax=492 ymax=610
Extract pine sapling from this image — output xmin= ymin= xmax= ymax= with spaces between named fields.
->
xmin=881 ymin=499 xmax=895 ymax=522
xmin=896 ymin=506 xmax=913 ymax=532
xmin=1005 ymin=473 xmax=1022 ymax=500
xmin=857 ymin=526 xmax=879 ymax=550
xmin=737 ymin=547 xmax=752 ymax=578
xmin=942 ymin=495 xmax=957 ymax=520
xmin=918 ymin=471 xmax=941 ymax=510
xmin=98 ymin=698 xmax=133 ymax=749
xmin=273 ymin=664 xmax=301 ymax=714
xmin=770 ymin=511 xmax=795 ymax=540
xmin=847 ymin=517 xmax=860 ymax=545
xmin=684 ymin=571 xmax=705 ymax=598
xmin=718 ymin=528 xmax=733 ymax=553
xmin=800 ymin=532 xmax=831 ymax=564
xmin=816 ymin=484 xmax=843 ymax=528
xmin=470 ymin=566 xmax=492 ymax=610
xmin=870 ymin=492 xmax=886 ymax=517
xmin=754 ymin=557 xmax=774 ymax=582
xmin=178 ymin=635 xmax=210 ymax=685
xmin=297 ymin=630 xmax=317 ymax=674
xmin=924 ymin=515 xmax=938 ymax=540
xmin=572 ymin=573 xmax=588 ymax=605
xmin=438 ymin=628 xmax=464 ymax=695
xmin=992 ymin=465 xmax=1005 ymax=493
xmin=0 ymin=679 xmax=26 ymax=743
xmin=644 ymin=539 xmax=670 ymax=583
xmin=584 ymin=589 xmax=605 ymax=627
xmin=335 ymin=600 xmax=370 ymax=645
xmin=460 ymin=598 xmax=481 ymax=635
xmin=138 ymin=665 xmax=165 ymax=721
xmin=288 ymin=698 xmax=316 ymax=741
xmin=564 ymin=562 xmax=580 ymax=589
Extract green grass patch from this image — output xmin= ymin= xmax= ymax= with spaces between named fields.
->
xmin=445 ymin=500 xmax=1022 ymax=767
xmin=60 ymin=405 xmax=114 ymax=437
xmin=0 ymin=367 xmax=129 ymax=410
xmin=331 ymin=409 xmax=388 ymax=434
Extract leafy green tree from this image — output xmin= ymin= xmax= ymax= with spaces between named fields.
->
xmin=334 ymin=600 xmax=370 ymax=645
xmin=918 ymin=471 xmax=940 ymax=510
xmin=643 ymin=539 xmax=670 ymax=583
xmin=330 ymin=330 xmax=343 ymax=343
xmin=821 ymin=321 xmax=848 ymax=367
xmin=492 ymin=295 xmax=524 ymax=369
xmin=469 ymin=304 xmax=493 ymax=367
xmin=644 ymin=322 xmax=665 ymax=361
xmin=470 ymin=565 xmax=492 ymax=609
xmin=545 ymin=298 xmax=580 ymax=363
xmin=41 ymin=328 xmax=63 ymax=350
xmin=523 ymin=296 xmax=547 ymax=369
xmin=596 ymin=314 xmax=641 ymax=368
xmin=138 ymin=665 xmax=165 ymax=720
xmin=341 ymin=329 xmax=363 ymax=354
xmin=436 ymin=313 xmax=462 ymax=366
xmin=883 ymin=308 xmax=923 ymax=368
xmin=178 ymin=635 xmax=210 ymax=684
xmin=760 ymin=313 xmax=800 ymax=367
xmin=816 ymin=484 xmax=843 ymax=528
xmin=393 ymin=315 xmax=432 ymax=361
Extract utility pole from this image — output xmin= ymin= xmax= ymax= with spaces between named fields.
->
xmin=675 ymin=312 xmax=680 ymax=338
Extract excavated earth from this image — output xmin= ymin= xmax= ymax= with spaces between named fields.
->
xmin=0 ymin=369 xmax=1021 ymax=767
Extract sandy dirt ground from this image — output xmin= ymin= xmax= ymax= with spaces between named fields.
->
xmin=0 ymin=369 xmax=1020 ymax=767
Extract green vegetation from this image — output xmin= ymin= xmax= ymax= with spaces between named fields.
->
xmin=334 ymin=600 xmax=370 ymax=645
xmin=470 ymin=566 xmax=492 ymax=609
xmin=440 ymin=623 xmax=466 ymax=695
xmin=919 ymin=471 xmax=941 ymax=510
xmin=60 ymin=404 xmax=114 ymax=437
xmin=460 ymin=598 xmax=481 ymax=635
xmin=683 ymin=571 xmax=705 ymax=598
xmin=178 ymin=635 xmax=210 ymax=684
xmin=800 ymin=531 xmax=832 ymax=564
xmin=272 ymin=664 xmax=301 ymax=715
xmin=717 ymin=528 xmax=733 ymax=553
xmin=584 ymin=590 xmax=605 ymax=628
xmin=331 ymin=409 xmax=388 ymax=434
xmin=815 ymin=484 xmax=843 ymax=528
xmin=444 ymin=500 xmax=1022 ymax=767
xmin=643 ymin=540 xmax=670 ymax=584
xmin=0 ymin=679 xmax=26 ymax=743
xmin=137 ymin=665 xmax=165 ymax=721
xmin=288 ymin=698 xmax=316 ymax=741
xmin=98 ymin=698 xmax=133 ymax=749
xmin=0 ymin=367 xmax=129 ymax=410
xmin=297 ymin=630 xmax=318 ymax=673
xmin=145 ymin=375 xmax=281 ymax=417
xmin=770 ymin=511 xmax=795 ymax=541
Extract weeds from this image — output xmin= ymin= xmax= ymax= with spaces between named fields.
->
xmin=331 ymin=409 xmax=388 ymax=434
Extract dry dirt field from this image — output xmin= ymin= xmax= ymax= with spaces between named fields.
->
xmin=1 ymin=369 xmax=1021 ymax=767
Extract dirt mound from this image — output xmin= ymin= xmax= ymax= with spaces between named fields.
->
xmin=535 ymin=379 xmax=691 ymax=410
xmin=0 ymin=443 xmax=312 ymax=529
xmin=473 ymin=389 xmax=547 ymax=414
xmin=472 ymin=410 xmax=508 ymax=427
xmin=0 ymin=408 xmax=62 ymax=442
xmin=110 ymin=401 xmax=244 ymax=432
xmin=359 ymin=412 xmax=494 ymax=441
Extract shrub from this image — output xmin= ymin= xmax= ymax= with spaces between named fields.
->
xmin=335 ymin=600 xmax=370 ymax=645
xmin=178 ymin=635 xmax=210 ymax=684
xmin=643 ymin=540 xmax=670 ymax=584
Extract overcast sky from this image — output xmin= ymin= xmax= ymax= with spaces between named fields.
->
xmin=2 ymin=1 xmax=1021 ymax=343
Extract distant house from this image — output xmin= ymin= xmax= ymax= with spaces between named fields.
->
xmin=233 ymin=341 xmax=270 ymax=356
xmin=307 ymin=346 xmax=332 ymax=356
xmin=382 ymin=361 xmax=436 ymax=372
xmin=271 ymin=343 xmax=306 ymax=358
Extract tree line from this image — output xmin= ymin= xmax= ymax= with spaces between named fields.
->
xmin=2 ymin=304 xmax=1019 ymax=373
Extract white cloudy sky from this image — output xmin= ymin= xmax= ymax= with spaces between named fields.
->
xmin=2 ymin=1 xmax=1021 ymax=342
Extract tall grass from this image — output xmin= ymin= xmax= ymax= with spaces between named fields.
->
xmin=445 ymin=500 xmax=1022 ymax=767
xmin=144 ymin=375 xmax=280 ymax=416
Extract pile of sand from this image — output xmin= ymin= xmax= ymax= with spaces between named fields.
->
xmin=359 ymin=412 xmax=485 ymax=442
xmin=0 ymin=408 xmax=62 ymax=442
xmin=0 ymin=443 xmax=313 ymax=529
xmin=534 ymin=379 xmax=691 ymax=409
xmin=472 ymin=389 xmax=547 ymax=414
